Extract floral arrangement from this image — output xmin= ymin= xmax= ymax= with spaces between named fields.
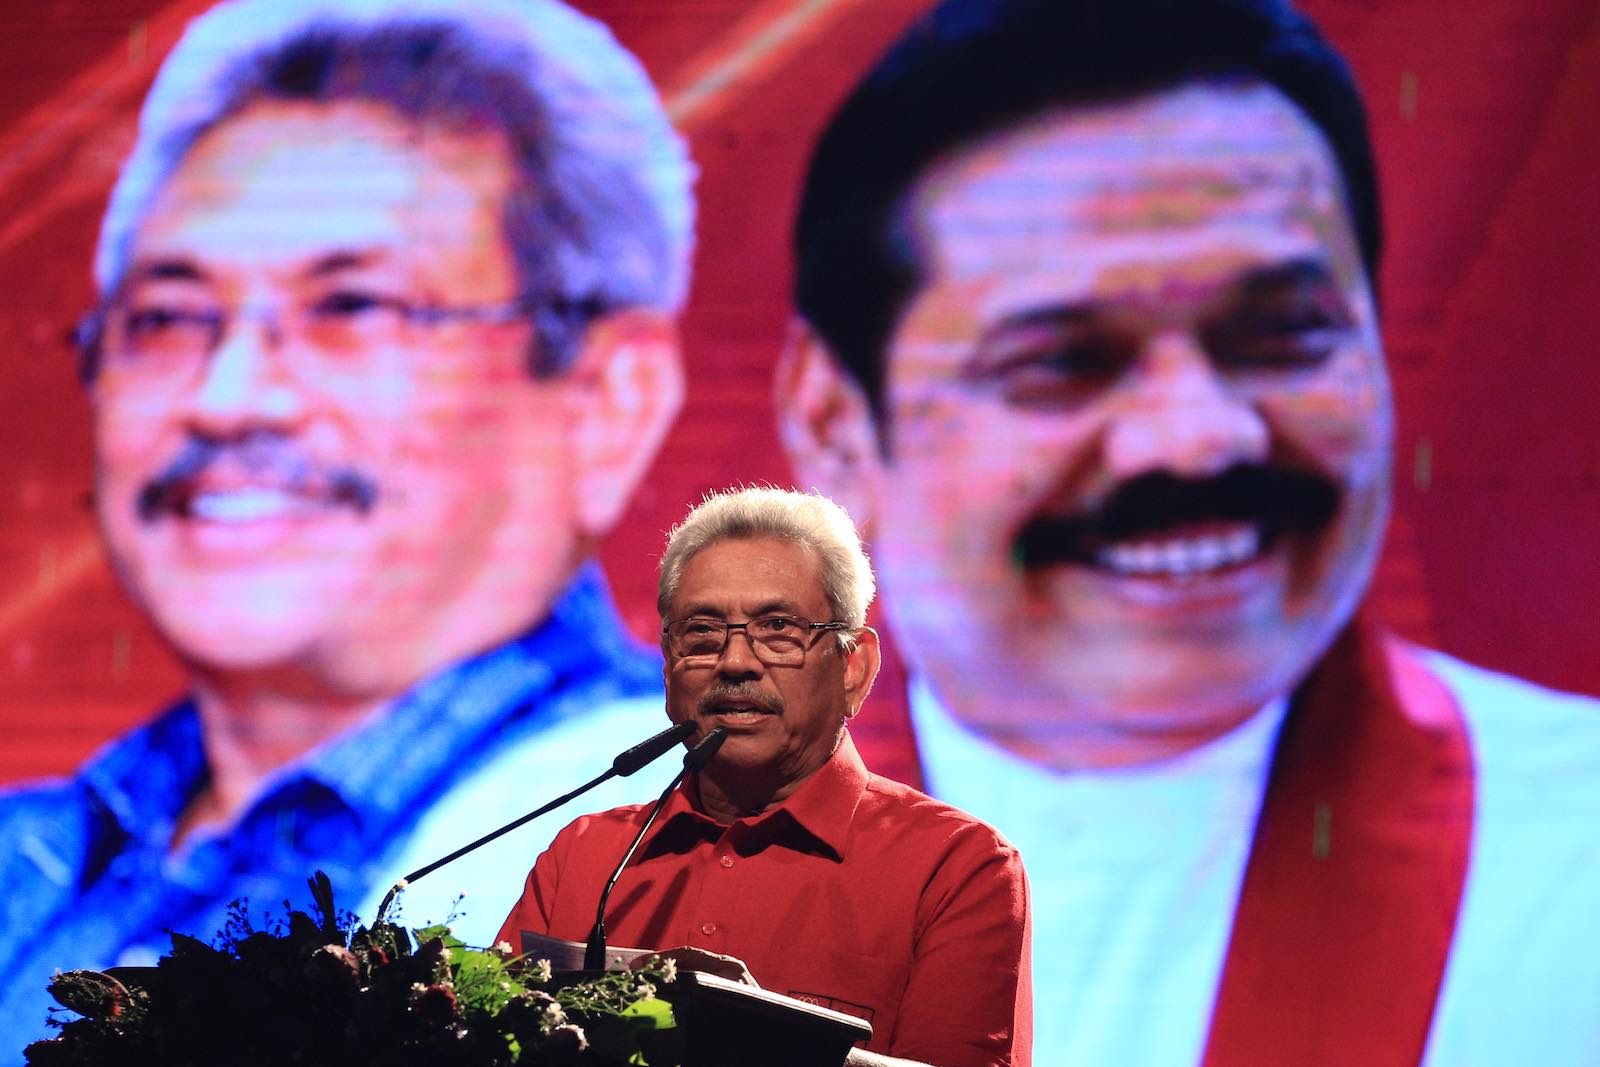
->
xmin=25 ymin=873 xmax=675 ymax=1066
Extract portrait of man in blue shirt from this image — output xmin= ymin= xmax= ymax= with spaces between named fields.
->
xmin=0 ymin=0 xmax=692 ymax=1051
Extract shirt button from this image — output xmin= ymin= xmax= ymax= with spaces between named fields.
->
xmin=719 ymin=855 xmax=734 ymax=869
xmin=700 ymin=921 xmax=717 ymax=936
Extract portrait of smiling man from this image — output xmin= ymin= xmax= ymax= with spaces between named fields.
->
xmin=781 ymin=0 xmax=1600 ymax=1064
xmin=0 ymin=0 xmax=690 ymax=1047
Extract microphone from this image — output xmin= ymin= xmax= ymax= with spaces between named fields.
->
xmin=584 ymin=727 xmax=727 ymax=969
xmin=371 ymin=721 xmax=694 ymax=924
xmin=612 ymin=721 xmax=698 ymax=777
xmin=683 ymin=726 xmax=728 ymax=772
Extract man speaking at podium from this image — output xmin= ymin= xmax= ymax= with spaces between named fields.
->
xmin=499 ymin=488 xmax=1031 ymax=1067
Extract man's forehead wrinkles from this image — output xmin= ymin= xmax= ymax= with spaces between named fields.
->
xmin=912 ymin=88 xmax=1348 ymax=283
xmin=134 ymin=203 xmax=416 ymax=279
xmin=921 ymin=170 xmax=1333 ymax=253
xmin=122 ymin=245 xmax=405 ymax=296
xmin=678 ymin=597 xmax=804 ymax=619
xmin=926 ymin=104 xmax=1330 ymax=184
xmin=119 ymin=101 xmax=530 ymax=309
xmin=932 ymin=147 xmax=1324 ymax=206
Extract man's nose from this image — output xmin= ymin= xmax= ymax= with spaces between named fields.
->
xmin=715 ymin=628 xmax=765 ymax=678
xmin=183 ymin=310 xmax=311 ymax=436
xmin=1100 ymin=330 xmax=1269 ymax=479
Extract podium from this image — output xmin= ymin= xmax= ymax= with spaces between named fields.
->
xmin=643 ymin=969 xmax=872 ymax=1067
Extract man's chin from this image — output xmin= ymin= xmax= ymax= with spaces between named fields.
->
xmin=134 ymin=575 xmax=352 ymax=679
xmin=154 ymin=616 xmax=324 ymax=675
xmin=917 ymin=611 xmax=1328 ymax=755
xmin=696 ymin=728 xmax=780 ymax=770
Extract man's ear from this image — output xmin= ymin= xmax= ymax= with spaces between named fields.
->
xmin=774 ymin=319 xmax=885 ymax=536
xmin=842 ymin=625 xmax=882 ymax=720
xmin=567 ymin=308 xmax=685 ymax=540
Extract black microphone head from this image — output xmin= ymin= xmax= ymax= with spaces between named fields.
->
xmin=612 ymin=721 xmax=696 ymax=777
xmin=683 ymin=726 xmax=729 ymax=771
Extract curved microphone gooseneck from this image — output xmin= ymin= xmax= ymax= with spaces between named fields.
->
xmin=583 ymin=726 xmax=729 ymax=970
xmin=371 ymin=721 xmax=695 ymax=924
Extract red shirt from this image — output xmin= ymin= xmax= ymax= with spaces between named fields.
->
xmin=497 ymin=732 xmax=1032 ymax=1067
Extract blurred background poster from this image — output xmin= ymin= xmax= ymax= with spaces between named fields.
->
xmin=0 ymin=0 xmax=1596 ymax=812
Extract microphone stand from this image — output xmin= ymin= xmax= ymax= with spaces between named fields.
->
xmin=584 ymin=727 xmax=728 ymax=970
xmin=371 ymin=721 xmax=695 ymax=925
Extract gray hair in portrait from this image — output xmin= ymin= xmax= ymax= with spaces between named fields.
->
xmin=93 ymin=0 xmax=696 ymax=376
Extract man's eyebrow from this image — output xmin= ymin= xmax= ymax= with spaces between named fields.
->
xmin=978 ymin=302 xmax=1101 ymax=343
xmin=1233 ymin=256 xmax=1338 ymax=297
xmin=121 ymin=248 xmax=392 ymax=287
xmin=305 ymin=249 xmax=388 ymax=278
xmin=124 ymin=258 xmax=207 ymax=285
xmin=751 ymin=599 xmax=806 ymax=617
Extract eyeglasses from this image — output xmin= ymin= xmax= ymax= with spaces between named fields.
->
xmin=662 ymin=614 xmax=850 ymax=667
xmin=73 ymin=289 xmax=596 ymax=386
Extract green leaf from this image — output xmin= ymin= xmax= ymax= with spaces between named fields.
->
xmin=412 ymin=924 xmax=466 ymax=952
xmin=619 ymin=996 xmax=675 ymax=1030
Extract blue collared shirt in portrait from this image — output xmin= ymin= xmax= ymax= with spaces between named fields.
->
xmin=0 ymin=564 xmax=666 ymax=1058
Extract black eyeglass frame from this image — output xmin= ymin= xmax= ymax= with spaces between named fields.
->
xmin=661 ymin=614 xmax=852 ymax=664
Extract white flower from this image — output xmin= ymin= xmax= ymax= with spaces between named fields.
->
xmin=532 ymin=958 xmax=554 ymax=984
xmin=659 ymin=958 xmax=678 ymax=983
xmin=544 ymin=1001 xmax=568 ymax=1025
xmin=494 ymin=941 xmax=514 ymax=957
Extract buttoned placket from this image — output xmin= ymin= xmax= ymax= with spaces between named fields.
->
xmin=684 ymin=820 xmax=756 ymax=948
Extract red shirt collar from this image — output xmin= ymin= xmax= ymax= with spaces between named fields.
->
xmin=655 ymin=730 xmax=870 ymax=861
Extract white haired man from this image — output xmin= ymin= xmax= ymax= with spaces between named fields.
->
xmin=499 ymin=488 xmax=1033 ymax=1067
xmin=0 ymin=0 xmax=690 ymax=1049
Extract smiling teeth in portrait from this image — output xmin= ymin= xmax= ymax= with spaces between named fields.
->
xmin=1095 ymin=525 xmax=1261 ymax=577
xmin=188 ymin=487 xmax=300 ymax=523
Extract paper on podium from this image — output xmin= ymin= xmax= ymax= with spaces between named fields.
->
xmin=515 ymin=928 xmax=652 ymax=971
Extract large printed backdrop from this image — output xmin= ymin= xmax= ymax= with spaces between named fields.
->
xmin=0 ymin=0 xmax=1597 ymax=789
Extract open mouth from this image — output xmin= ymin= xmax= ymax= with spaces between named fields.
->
xmin=1092 ymin=522 xmax=1268 ymax=579
xmin=172 ymin=485 xmax=324 ymax=523
xmin=708 ymin=700 xmax=776 ymax=719
xmin=709 ymin=708 xmax=773 ymax=725
xmin=699 ymin=686 xmax=782 ymax=724
xmin=1016 ymin=464 xmax=1337 ymax=581
xmin=137 ymin=432 xmax=378 ymax=525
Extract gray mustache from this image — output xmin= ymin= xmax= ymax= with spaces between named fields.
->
xmin=136 ymin=430 xmax=379 ymax=522
xmin=698 ymin=682 xmax=784 ymax=717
